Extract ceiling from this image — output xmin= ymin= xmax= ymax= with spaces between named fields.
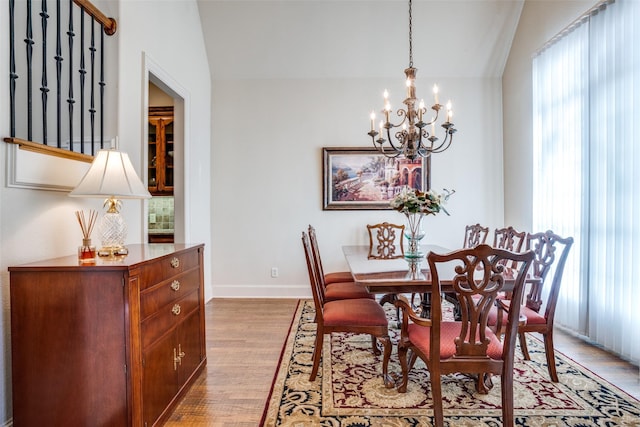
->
xmin=197 ymin=0 xmax=525 ymax=80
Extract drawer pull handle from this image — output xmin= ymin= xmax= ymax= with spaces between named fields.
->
xmin=170 ymin=257 xmax=180 ymax=268
xmin=173 ymin=345 xmax=186 ymax=370
xmin=173 ymin=348 xmax=180 ymax=370
xmin=171 ymin=304 xmax=181 ymax=316
xmin=170 ymin=280 xmax=180 ymax=291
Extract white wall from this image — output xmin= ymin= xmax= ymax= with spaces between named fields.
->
xmin=210 ymin=76 xmax=506 ymax=297
xmin=502 ymin=0 xmax=596 ymax=230
xmin=203 ymin=1 xmax=512 ymax=298
xmin=0 ymin=0 xmax=211 ymax=423
xmin=117 ymin=0 xmax=212 ymax=299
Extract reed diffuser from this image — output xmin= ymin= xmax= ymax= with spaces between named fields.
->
xmin=76 ymin=209 xmax=98 ymax=263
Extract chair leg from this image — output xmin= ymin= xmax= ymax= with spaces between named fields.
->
xmin=370 ymin=335 xmax=381 ymax=356
xmin=431 ymin=373 xmax=444 ymax=427
xmin=518 ymin=331 xmax=531 ymax=360
xmin=310 ymin=330 xmax=324 ymax=381
xmin=408 ymin=349 xmax=418 ymax=371
xmin=396 ymin=341 xmax=410 ymax=393
xmin=543 ymin=330 xmax=559 ymax=382
xmin=379 ymin=335 xmax=394 ymax=389
xmin=500 ymin=366 xmax=515 ymax=427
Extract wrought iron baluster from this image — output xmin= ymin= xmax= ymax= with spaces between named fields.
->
xmin=89 ymin=18 xmax=95 ymax=155
xmin=9 ymin=0 xmax=18 ymax=137
xmin=100 ymin=24 xmax=104 ymax=149
xmin=55 ymin=0 xmax=62 ymax=147
xmin=67 ymin=0 xmax=75 ymax=152
xmin=25 ymin=0 xmax=34 ymax=141
xmin=40 ymin=0 xmax=50 ymax=145
xmin=79 ymin=7 xmax=86 ymax=153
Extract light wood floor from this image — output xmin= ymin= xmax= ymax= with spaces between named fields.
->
xmin=166 ymin=298 xmax=640 ymax=426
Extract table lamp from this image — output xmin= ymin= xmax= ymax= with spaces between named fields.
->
xmin=69 ymin=148 xmax=151 ymax=257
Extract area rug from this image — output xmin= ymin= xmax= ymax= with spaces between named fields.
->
xmin=261 ymin=300 xmax=640 ymax=426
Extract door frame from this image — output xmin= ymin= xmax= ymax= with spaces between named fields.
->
xmin=142 ymin=53 xmax=190 ymax=243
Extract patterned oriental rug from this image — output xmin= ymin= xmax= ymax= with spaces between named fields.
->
xmin=261 ymin=300 xmax=640 ymax=426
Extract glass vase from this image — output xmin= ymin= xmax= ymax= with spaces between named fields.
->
xmin=404 ymin=212 xmax=425 ymax=280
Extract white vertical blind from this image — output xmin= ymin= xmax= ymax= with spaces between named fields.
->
xmin=532 ymin=0 xmax=640 ymax=363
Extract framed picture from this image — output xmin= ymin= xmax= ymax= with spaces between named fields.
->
xmin=323 ymin=147 xmax=430 ymax=210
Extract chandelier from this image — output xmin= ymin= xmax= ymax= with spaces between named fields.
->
xmin=367 ymin=0 xmax=457 ymax=161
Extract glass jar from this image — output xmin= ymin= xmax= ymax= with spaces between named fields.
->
xmin=78 ymin=238 xmax=96 ymax=264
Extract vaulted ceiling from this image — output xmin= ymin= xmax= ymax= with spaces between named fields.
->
xmin=197 ymin=0 xmax=525 ymax=80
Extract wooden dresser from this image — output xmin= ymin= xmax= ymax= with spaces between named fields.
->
xmin=8 ymin=243 xmax=206 ymax=427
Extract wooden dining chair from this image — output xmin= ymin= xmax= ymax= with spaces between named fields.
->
xmin=306 ymin=226 xmax=373 ymax=302
xmin=308 ymin=225 xmax=354 ymax=285
xmin=366 ymin=222 xmax=405 ymax=259
xmin=490 ymin=230 xmax=574 ymax=382
xmin=463 ymin=223 xmax=490 ymax=248
xmin=395 ymin=244 xmax=534 ymax=427
xmin=367 ymin=221 xmax=415 ymax=319
xmin=493 ymin=226 xmax=527 ymax=299
xmin=443 ymin=223 xmax=491 ymax=319
xmin=301 ymin=232 xmax=393 ymax=387
xmin=494 ymin=226 xmax=526 ymax=254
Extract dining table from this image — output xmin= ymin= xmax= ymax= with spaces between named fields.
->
xmin=342 ymin=244 xmax=532 ymax=318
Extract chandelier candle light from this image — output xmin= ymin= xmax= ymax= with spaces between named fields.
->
xmin=368 ymin=0 xmax=457 ymax=160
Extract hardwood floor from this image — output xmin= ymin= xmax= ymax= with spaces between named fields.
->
xmin=166 ymin=298 xmax=640 ymax=426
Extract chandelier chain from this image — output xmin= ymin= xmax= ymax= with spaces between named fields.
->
xmin=408 ymin=0 xmax=413 ymax=67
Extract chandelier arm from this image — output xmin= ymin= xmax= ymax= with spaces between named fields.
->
xmin=429 ymin=131 xmax=455 ymax=153
xmin=391 ymin=109 xmax=409 ymax=127
xmin=373 ymin=142 xmax=404 ymax=159
xmin=386 ymin=127 xmax=405 ymax=153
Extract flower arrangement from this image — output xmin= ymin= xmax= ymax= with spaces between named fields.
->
xmin=389 ymin=187 xmax=454 ymax=216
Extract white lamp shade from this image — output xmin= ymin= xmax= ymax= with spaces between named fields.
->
xmin=69 ymin=149 xmax=151 ymax=199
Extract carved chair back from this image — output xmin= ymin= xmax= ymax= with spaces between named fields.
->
xmin=367 ymin=222 xmax=405 ymax=259
xmin=524 ymin=230 xmax=574 ymax=318
xmin=463 ymin=223 xmax=490 ymax=249
xmin=395 ymin=244 xmax=535 ymax=427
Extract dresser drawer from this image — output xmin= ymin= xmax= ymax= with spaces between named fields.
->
xmin=140 ymin=267 xmax=200 ymax=320
xmin=141 ymin=289 xmax=200 ymax=349
xmin=139 ymin=248 xmax=200 ymax=290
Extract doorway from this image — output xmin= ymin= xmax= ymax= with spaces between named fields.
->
xmin=144 ymin=62 xmax=186 ymax=245
xmin=147 ymin=82 xmax=175 ymax=243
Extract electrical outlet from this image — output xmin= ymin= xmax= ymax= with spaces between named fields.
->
xmin=271 ymin=267 xmax=279 ymax=278
xmin=149 ymin=213 xmax=156 ymax=223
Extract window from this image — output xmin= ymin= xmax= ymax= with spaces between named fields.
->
xmin=532 ymin=0 xmax=640 ymax=363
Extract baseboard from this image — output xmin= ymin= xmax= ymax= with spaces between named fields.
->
xmin=211 ymin=284 xmax=311 ymax=299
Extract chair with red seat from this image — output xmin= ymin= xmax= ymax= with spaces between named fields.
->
xmin=463 ymin=223 xmax=490 ymax=249
xmin=395 ymin=244 xmax=534 ymax=427
xmin=491 ymin=230 xmax=574 ymax=382
xmin=308 ymin=225 xmax=354 ymax=285
xmin=493 ymin=226 xmax=527 ymax=298
xmin=307 ymin=225 xmax=372 ymax=301
xmin=366 ymin=222 xmax=405 ymax=260
xmin=444 ymin=223 xmax=491 ymax=318
xmin=301 ymin=231 xmax=393 ymax=387
xmin=366 ymin=221 xmax=415 ymax=318
xmin=494 ymin=226 xmax=526 ymax=255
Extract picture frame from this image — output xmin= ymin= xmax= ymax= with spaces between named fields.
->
xmin=323 ymin=147 xmax=430 ymax=210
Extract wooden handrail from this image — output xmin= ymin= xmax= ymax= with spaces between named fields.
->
xmin=4 ymin=137 xmax=94 ymax=163
xmin=73 ymin=0 xmax=117 ymax=35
